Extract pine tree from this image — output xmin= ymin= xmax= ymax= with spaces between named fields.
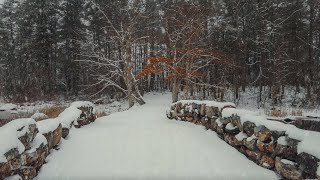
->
xmin=60 ymin=0 xmax=86 ymax=95
xmin=0 ymin=0 xmax=19 ymax=99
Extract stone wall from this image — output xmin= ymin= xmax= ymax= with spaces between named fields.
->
xmin=0 ymin=102 xmax=96 ymax=180
xmin=292 ymin=118 xmax=320 ymax=132
xmin=167 ymin=101 xmax=320 ymax=180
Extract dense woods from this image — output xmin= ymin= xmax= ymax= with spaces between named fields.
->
xmin=0 ymin=0 xmax=319 ymax=108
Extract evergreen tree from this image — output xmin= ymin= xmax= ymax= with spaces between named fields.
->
xmin=59 ymin=0 xmax=86 ymax=95
xmin=0 ymin=0 xmax=19 ymax=99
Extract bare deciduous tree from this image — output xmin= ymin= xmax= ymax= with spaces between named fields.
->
xmin=81 ymin=0 xmax=147 ymax=107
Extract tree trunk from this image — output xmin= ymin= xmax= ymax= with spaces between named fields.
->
xmin=123 ymin=41 xmax=145 ymax=108
xmin=133 ymin=84 xmax=145 ymax=105
xmin=172 ymin=78 xmax=180 ymax=103
xmin=183 ymin=80 xmax=190 ymax=100
xmin=306 ymin=0 xmax=314 ymax=102
xmin=171 ymin=48 xmax=180 ymax=103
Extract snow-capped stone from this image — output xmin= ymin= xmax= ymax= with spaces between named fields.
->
xmin=59 ymin=106 xmax=81 ymax=128
xmin=235 ymin=132 xmax=248 ymax=141
xmin=0 ymin=118 xmax=37 ymax=163
xmin=244 ymin=136 xmax=257 ymax=151
xmin=247 ymin=134 xmax=257 ymax=141
xmin=216 ymin=118 xmax=223 ymax=127
xmin=37 ymin=119 xmax=62 ymax=149
xmin=37 ymin=118 xmax=61 ymax=134
xmin=25 ymin=134 xmax=48 ymax=171
xmin=70 ymin=101 xmax=96 ymax=113
xmin=281 ymin=159 xmax=295 ymax=166
xmin=26 ymin=133 xmax=47 ymax=154
xmin=225 ymin=123 xmax=240 ymax=134
xmin=31 ymin=113 xmax=48 ymax=121
xmin=224 ymin=134 xmax=243 ymax=146
xmin=277 ymin=136 xmax=287 ymax=146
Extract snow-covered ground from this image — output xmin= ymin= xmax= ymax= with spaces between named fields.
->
xmin=36 ymin=93 xmax=278 ymax=179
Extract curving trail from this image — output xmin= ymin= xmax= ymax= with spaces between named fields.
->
xmin=36 ymin=93 xmax=278 ymax=180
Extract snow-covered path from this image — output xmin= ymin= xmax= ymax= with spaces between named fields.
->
xmin=36 ymin=93 xmax=278 ymax=180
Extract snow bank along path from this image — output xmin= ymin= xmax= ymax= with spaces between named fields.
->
xmin=36 ymin=93 xmax=277 ymax=179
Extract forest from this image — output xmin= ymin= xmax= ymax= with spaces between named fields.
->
xmin=1 ymin=1 xmax=320 ymax=179
xmin=0 ymin=0 xmax=319 ymax=108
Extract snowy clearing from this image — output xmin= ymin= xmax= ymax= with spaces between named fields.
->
xmin=36 ymin=93 xmax=278 ymax=179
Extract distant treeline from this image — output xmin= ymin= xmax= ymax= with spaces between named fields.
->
xmin=0 ymin=0 xmax=319 ymax=107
